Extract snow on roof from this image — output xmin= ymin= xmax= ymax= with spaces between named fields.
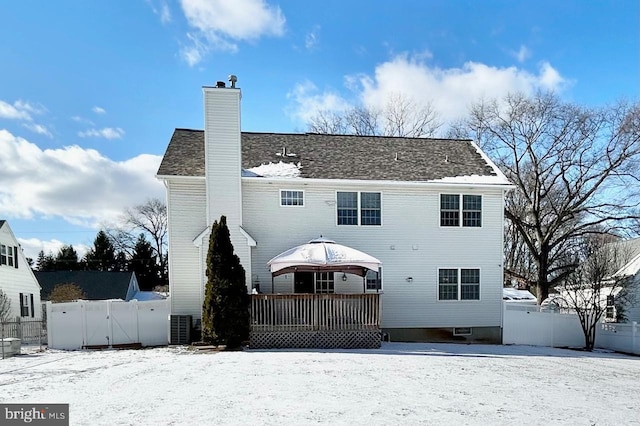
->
xmin=430 ymin=174 xmax=512 ymax=185
xmin=245 ymin=161 xmax=301 ymax=178
xmin=503 ymin=287 xmax=537 ymax=301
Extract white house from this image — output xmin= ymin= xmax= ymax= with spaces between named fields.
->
xmin=156 ymin=77 xmax=513 ymax=347
xmin=0 ymin=220 xmax=42 ymax=321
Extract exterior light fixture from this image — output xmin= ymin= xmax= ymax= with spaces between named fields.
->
xmin=342 ymin=273 xmax=348 ymax=281
xmin=406 ymin=277 xmax=413 ymax=283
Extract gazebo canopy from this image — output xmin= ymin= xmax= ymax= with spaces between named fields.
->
xmin=267 ymin=237 xmax=382 ymax=277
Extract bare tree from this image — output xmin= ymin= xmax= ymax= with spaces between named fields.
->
xmin=308 ymin=93 xmax=441 ymax=137
xmin=464 ymin=92 xmax=640 ymax=303
xmin=106 ymin=198 xmax=168 ymax=285
xmin=0 ymin=289 xmax=12 ymax=322
xmin=556 ymin=234 xmax=637 ymax=351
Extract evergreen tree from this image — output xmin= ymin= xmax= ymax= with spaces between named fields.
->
xmin=114 ymin=250 xmax=129 ymax=272
xmin=36 ymin=250 xmax=55 ymax=271
xmin=130 ymin=234 xmax=160 ymax=291
xmin=84 ymin=230 xmax=117 ymax=271
xmin=36 ymin=250 xmax=56 ymax=271
xmin=201 ymin=216 xmax=249 ymax=348
xmin=55 ymin=245 xmax=81 ymax=271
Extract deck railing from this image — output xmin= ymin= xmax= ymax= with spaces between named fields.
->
xmin=251 ymin=293 xmax=380 ymax=332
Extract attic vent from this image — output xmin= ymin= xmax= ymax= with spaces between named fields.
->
xmin=276 ymin=147 xmax=297 ymax=157
xmin=216 ymin=81 xmax=226 ymax=88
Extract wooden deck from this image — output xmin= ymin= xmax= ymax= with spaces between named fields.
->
xmin=250 ymin=293 xmax=381 ymax=349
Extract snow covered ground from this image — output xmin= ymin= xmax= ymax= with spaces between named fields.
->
xmin=1 ymin=343 xmax=639 ymax=425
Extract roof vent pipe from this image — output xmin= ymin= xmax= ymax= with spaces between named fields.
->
xmin=229 ymin=74 xmax=237 ymax=88
xmin=216 ymin=81 xmax=226 ymax=88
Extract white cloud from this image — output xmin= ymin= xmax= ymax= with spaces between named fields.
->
xmin=179 ymin=0 xmax=286 ymax=64
xmin=22 ymin=123 xmax=53 ymax=138
xmin=71 ymin=116 xmax=94 ymax=125
xmin=160 ymin=2 xmax=172 ymax=23
xmin=513 ymin=45 xmax=531 ymax=63
xmin=0 ymin=129 xmax=164 ymax=232
xmin=288 ymin=54 xmax=568 ymax=131
xmin=180 ymin=32 xmax=215 ymax=66
xmin=78 ymin=127 xmax=125 ymax=139
xmin=305 ymin=25 xmax=320 ymax=50
xmin=147 ymin=0 xmax=172 ymax=24
xmin=92 ymin=106 xmax=106 ymax=114
xmin=17 ymin=238 xmax=90 ymax=262
xmin=286 ymin=80 xmax=351 ymax=123
xmin=0 ymin=100 xmax=34 ymax=120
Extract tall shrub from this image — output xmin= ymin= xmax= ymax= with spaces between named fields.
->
xmin=201 ymin=216 xmax=249 ymax=348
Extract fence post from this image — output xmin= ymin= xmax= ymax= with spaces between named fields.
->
xmin=16 ymin=316 xmax=22 ymax=340
xmin=1 ymin=321 xmax=5 ymax=360
xmin=633 ymin=321 xmax=638 ymax=355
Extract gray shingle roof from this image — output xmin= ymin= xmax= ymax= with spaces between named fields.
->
xmin=157 ymin=129 xmax=500 ymax=182
xmin=35 ymin=271 xmax=134 ymax=301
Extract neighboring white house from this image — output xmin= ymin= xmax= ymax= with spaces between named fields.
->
xmin=541 ymin=237 xmax=640 ymax=322
xmin=156 ymin=77 xmax=513 ymax=344
xmin=0 ymin=220 xmax=42 ymax=321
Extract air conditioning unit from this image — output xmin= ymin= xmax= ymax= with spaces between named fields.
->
xmin=169 ymin=315 xmax=192 ymax=345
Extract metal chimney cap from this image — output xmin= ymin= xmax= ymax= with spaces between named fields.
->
xmin=228 ymin=74 xmax=238 ymax=88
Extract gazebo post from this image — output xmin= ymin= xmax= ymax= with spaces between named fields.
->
xmin=271 ymin=275 xmax=274 ymax=294
xmin=362 ymin=274 xmax=366 ymax=293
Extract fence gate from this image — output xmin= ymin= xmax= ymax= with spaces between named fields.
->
xmin=46 ymin=300 xmax=170 ymax=350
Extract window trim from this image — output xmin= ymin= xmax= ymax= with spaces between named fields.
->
xmin=335 ymin=191 xmax=383 ymax=227
xmin=439 ymin=193 xmax=483 ymax=228
xmin=279 ymin=189 xmax=305 ymax=207
xmin=437 ymin=267 xmax=481 ymax=301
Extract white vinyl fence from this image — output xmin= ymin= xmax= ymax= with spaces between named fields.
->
xmin=503 ymin=303 xmax=640 ymax=354
xmin=46 ymin=299 xmax=170 ymax=350
xmin=597 ymin=322 xmax=639 ymax=355
xmin=503 ymin=304 xmax=585 ymax=348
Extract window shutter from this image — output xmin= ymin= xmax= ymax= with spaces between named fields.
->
xmin=19 ymin=293 xmax=24 ymax=317
xmin=30 ymin=293 xmax=34 ymax=317
xmin=14 ymin=246 xmax=18 ymax=269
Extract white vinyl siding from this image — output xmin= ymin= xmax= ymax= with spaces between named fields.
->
xmin=242 ymin=180 xmax=504 ymax=328
xmin=165 ymin=179 xmax=207 ymax=319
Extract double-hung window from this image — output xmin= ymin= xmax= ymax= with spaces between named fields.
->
xmin=438 ymin=268 xmax=480 ymax=301
xmin=0 ymin=244 xmax=18 ymax=268
xmin=440 ymin=194 xmax=482 ymax=227
xmin=337 ymin=192 xmax=381 ymax=226
xmin=280 ymin=190 xmax=304 ymax=207
xmin=19 ymin=293 xmax=34 ymax=317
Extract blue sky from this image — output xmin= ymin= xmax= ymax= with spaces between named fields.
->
xmin=0 ymin=0 xmax=638 ymax=260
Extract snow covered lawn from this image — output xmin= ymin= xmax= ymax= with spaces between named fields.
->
xmin=1 ymin=343 xmax=638 ymax=425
